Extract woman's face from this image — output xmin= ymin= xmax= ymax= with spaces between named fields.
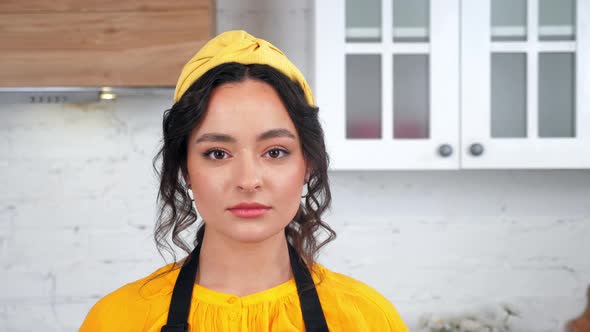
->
xmin=185 ymin=78 xmax=308 ymax=244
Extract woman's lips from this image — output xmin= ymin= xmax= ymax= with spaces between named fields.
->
xmin=229 ymin=207 xmax=270 ymax=218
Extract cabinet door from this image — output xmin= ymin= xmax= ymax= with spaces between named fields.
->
xmin=461 ymin=0 xmax=590 ymax=168
xmin=314 ymin=0 xmax=460 ymax=170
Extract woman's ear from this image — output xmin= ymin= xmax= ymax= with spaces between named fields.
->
xmin=303 ymin=160 xmax=311 ymax=184
xmin=182 ymin=172 xmax=191 ymax=188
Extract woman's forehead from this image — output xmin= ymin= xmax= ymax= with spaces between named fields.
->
xmin=208 ymin=79 xmax=283 ymax=109
xmin=196 ymin=80 xmax=297 ymax=136
xmin=203 ymin=80 xmax=292 ymax=122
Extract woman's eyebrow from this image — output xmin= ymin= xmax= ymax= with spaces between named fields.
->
xmin=195 ymin=133 xmax=234 ymax=144
xmin=195 ymin=128 xmax=296 ymax=144
xmin=257 ymin=128 xmax=296 ymax=141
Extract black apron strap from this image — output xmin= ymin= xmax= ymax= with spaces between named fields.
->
xmin=161 ymin=242 xmax=329 ymax=332
xmin=288 ymin=243 xmax=330 ymax=332
xmin=161 ymin=242 xmax=201 ymax=332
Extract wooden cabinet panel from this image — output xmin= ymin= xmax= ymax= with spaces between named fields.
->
xmin=0 ymin=0 xmax=202 ymax=12
xmin=0 ymin=0 xmax=212 ymax=86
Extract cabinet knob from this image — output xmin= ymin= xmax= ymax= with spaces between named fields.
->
xmin=469 ymin=143 xmax=484 ymax=156
xmin=438 ymin=144 xmax=453 ymax=157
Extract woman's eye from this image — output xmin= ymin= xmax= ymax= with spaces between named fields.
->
xmin=203 ymin=148 xmax=289 ymax=160
xmin=266 ymin=148 xmax=289 ymax=159
xmin=203 ymin=149 xmax=229 ymax=160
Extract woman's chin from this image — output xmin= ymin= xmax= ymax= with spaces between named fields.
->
xmin=222 ymin=222 xmax=286 ymax=244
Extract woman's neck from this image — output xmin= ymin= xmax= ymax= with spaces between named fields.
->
xmin=195 ymin=229 xmax=293 ymax=297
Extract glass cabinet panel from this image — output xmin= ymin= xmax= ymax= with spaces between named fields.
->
xmin=491 ymin=0 xmax=527 ymax=41
xmin=539 ymin=0 xmax=576 ymax=40
xmin=346 ymin=0 xmax=382 ymax=42
xmin=539 ymin=0 xmax=576 ymax=41
xmin=346 ymin=54 xmax=382 ymax=139
xmin=538 ymin=53 xmax=576 ymax=137
xmin=393 ymin=0 xmax=429 ymax=42
xmin=491 ymin=53 xmax=527 ymax=138
xmin=393 ymin=55 xmax=429 ymax=138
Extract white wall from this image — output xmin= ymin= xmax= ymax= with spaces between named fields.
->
xmin=0 ymin=1 xmax=589 ymax=331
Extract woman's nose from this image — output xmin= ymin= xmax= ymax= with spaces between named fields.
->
xmin=235 ymin=153 xmax=262 ymax=192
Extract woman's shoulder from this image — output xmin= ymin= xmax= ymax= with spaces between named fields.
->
xmin=79 ymin=263 xmax=180 ymax=331
xmin=313 ymin=263 xmax=409 ymax=332
xmin=315 ymin=262 xmax=394 ymax=302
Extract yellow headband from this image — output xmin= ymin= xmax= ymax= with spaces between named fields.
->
xmin=173 ymin=30 xmax=315 ymax=105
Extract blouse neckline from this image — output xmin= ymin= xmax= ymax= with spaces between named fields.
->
xmin=143 ymin=262 xmax=325 ymax=306
xmin=191 ymin=277 xmax=298 ymax=306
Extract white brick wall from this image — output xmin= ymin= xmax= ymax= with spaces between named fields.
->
xmin=1 ymin=1 xmax=589 ymax=331
xmin=1 ymin=97 xmax=167 ymax=331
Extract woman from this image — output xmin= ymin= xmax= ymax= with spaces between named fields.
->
xmin=80 ymin=30 xmax=408 ymax=332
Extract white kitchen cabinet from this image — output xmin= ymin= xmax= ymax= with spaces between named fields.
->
xmin=313 ymin=0 xmax=589 ymax=170
xmin=462 ymin=0 xmax=589 ymax=168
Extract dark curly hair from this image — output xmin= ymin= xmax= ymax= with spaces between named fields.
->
xmin=152 ymin=62 xmax=336 ymax=267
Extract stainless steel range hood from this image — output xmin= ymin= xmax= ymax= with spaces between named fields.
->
xmin=0 ymin=87 xmax=175 ymax=104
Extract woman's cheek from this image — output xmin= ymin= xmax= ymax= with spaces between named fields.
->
xmin=278 ymin=167 xmax=306 ymax=200
xmin=191 ymin=170 xmax=225 ymax=208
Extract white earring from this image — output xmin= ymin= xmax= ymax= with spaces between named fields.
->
xmin=186 ymin=187 xmax=198 ymax=212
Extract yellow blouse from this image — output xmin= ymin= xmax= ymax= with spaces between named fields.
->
xmin=80 ymin=262 xmax=408 ymax=331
